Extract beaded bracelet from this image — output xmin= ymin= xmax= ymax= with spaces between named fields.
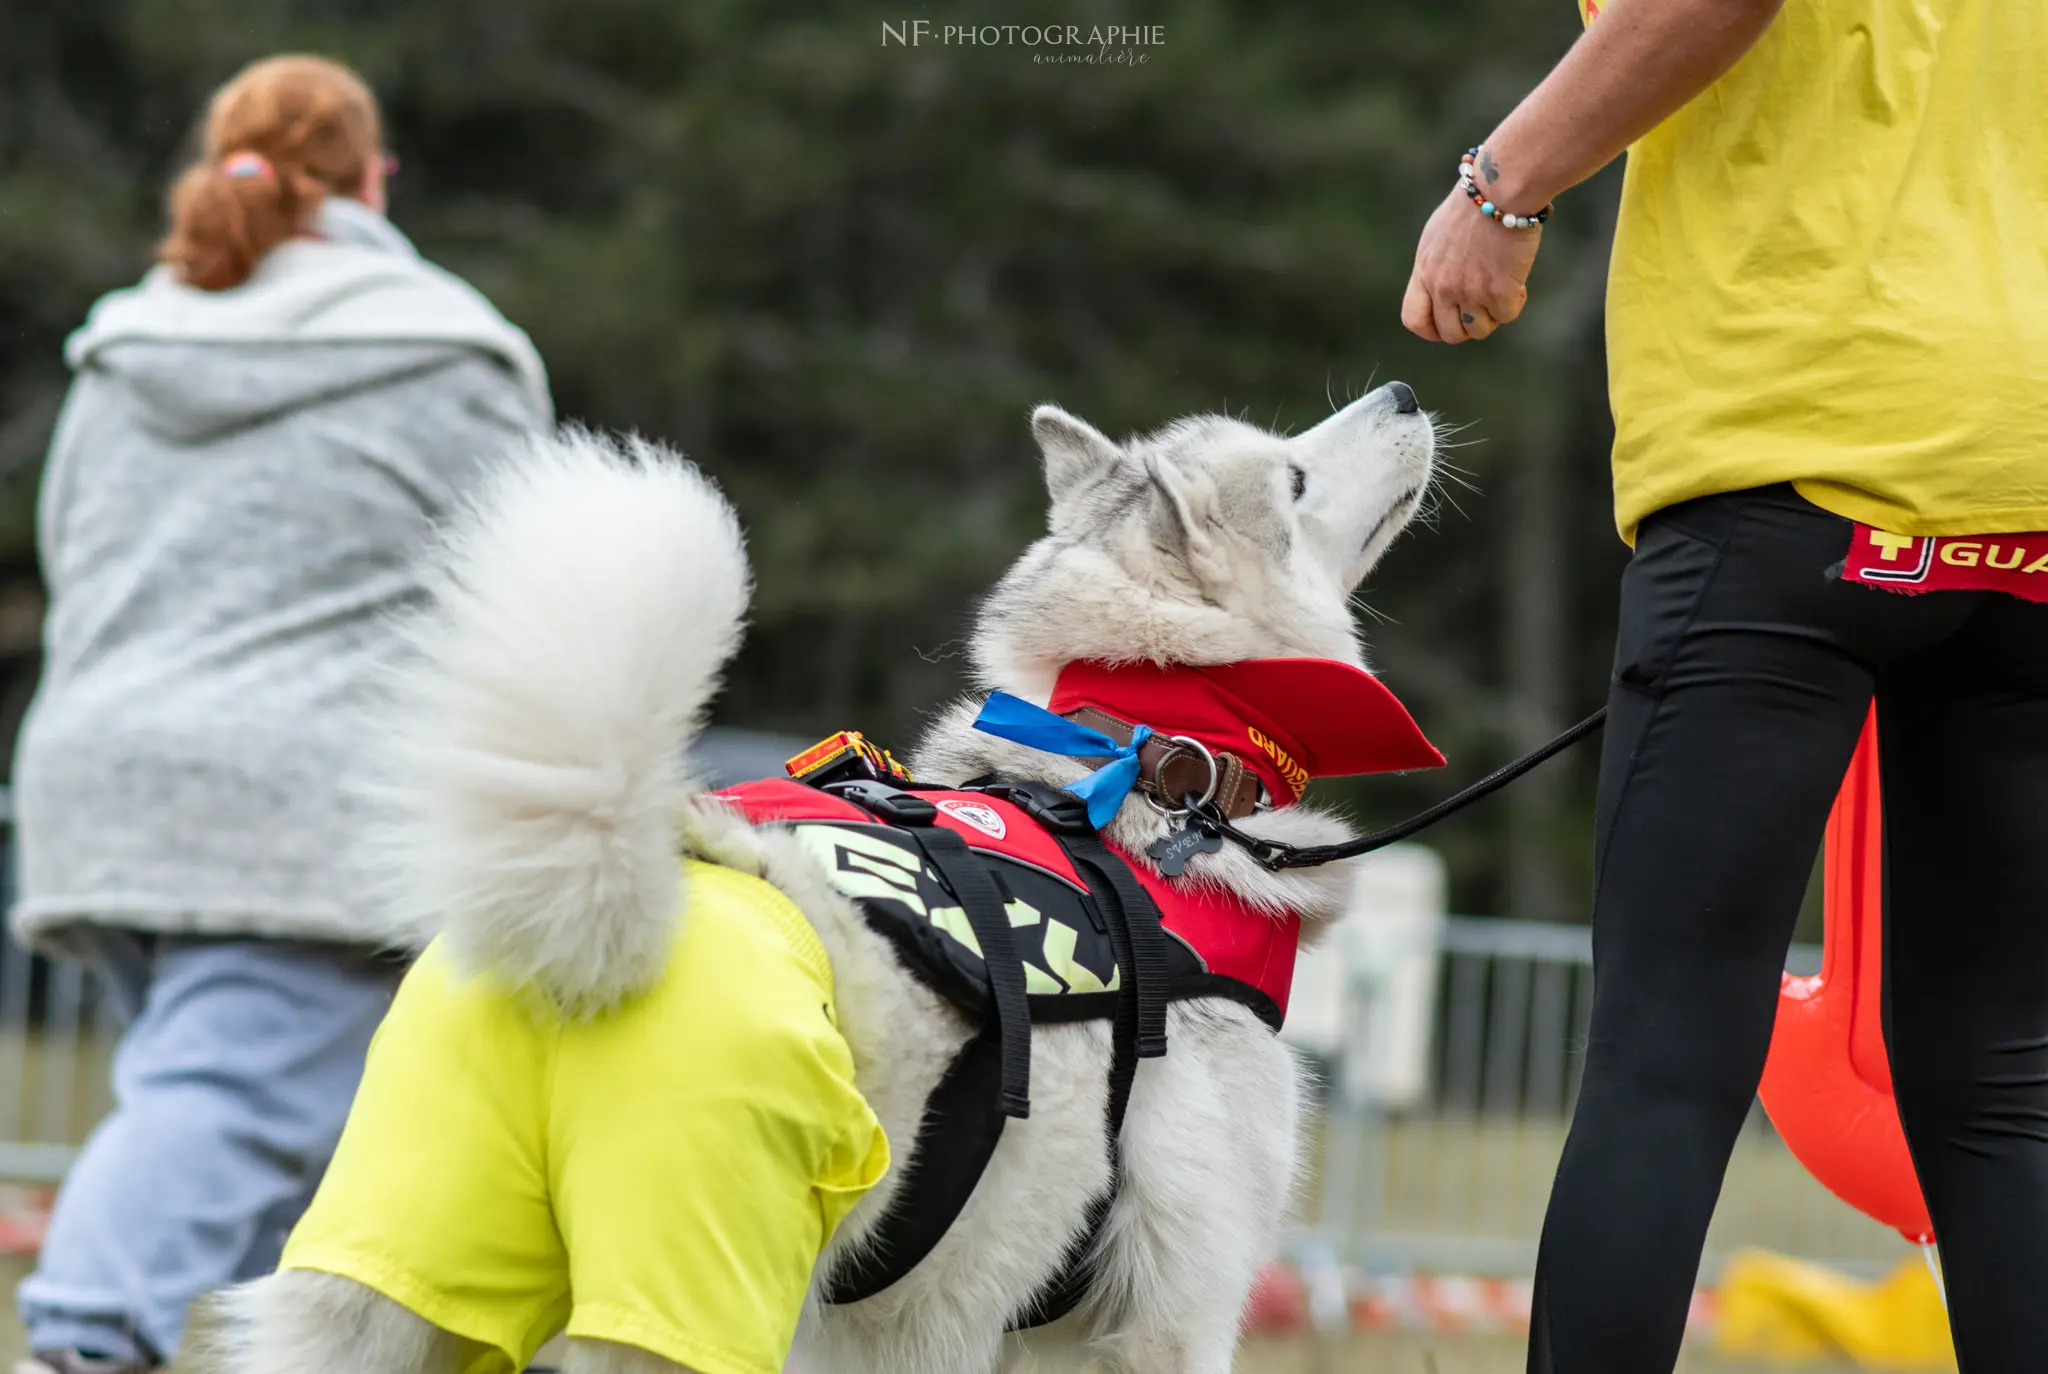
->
xmin=1457 ymin=147 xmax=1553 ymax=230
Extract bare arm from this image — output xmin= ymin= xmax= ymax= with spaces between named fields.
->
xmin=1481 ymin=0 xmax=1786 ymax=210
xmin=1403 ymin=0 xmax=1785 ymax=345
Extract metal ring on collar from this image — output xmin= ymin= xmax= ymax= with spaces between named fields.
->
xmin=1141 ymin=734 xmax=1220 ymax=816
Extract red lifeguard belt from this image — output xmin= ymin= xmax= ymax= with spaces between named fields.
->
xmin=1756 ymin=705 xmax=1933 ymax=1243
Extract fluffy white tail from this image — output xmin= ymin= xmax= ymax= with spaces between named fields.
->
xmin=374 ymin=428 xmax=750 ymax=1012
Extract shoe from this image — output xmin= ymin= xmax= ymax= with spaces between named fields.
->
xmin=14 ymin=1352 xmax=153 ymax=1374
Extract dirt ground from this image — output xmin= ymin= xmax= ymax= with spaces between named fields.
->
xmin=0 ymin=1246 xmax=1861 ymax=1374
xmin=1234 ymin=1332 xmax=1863 ymax=1373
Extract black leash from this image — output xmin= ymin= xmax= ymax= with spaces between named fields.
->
xmin=1193 ymin=707 xmax=1609 ymax=871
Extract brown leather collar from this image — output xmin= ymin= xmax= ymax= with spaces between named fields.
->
xmin=1063 ymin=707 xmax=1265 ymax=820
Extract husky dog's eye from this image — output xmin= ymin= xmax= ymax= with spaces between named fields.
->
xmin=1288 ymin=465 xmax=1307 ymax=500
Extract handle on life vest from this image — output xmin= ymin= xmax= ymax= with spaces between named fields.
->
xmin=822 ymin=778 xmax=940 ymax=825
xmin=1756 ymin=704 xmax=1934 ymax=1243
xmin=971 ymin=778 xmax=1097 ymax=835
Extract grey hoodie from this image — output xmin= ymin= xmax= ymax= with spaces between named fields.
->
xmin=12 ymin=199 xmax=551 ymax=955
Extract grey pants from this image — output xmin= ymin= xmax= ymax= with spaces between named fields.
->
xmin=15 ymin=933 xmax=401 ymax=1363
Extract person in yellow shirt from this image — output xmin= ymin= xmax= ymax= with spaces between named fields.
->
xmin=1403 ymin=2 xmax=2048 ymax=1370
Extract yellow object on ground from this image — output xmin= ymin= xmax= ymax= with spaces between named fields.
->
xmin=1714 ymin=1249 xmax=1955 ymax=1370
xmin=280 ymin=861 xmax=891 ymax=1374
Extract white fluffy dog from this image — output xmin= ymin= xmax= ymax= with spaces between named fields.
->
xmin=211 ymin=382 xmax=1435 ymax=1374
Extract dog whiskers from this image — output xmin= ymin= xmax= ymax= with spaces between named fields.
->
xmin=1432 ymin=458 xmax=1484 ymax=493
xmin=1349 ymin=589 xmax=1401 ymax=627
xmin=1349 ymin=591 xmax=1397 ymax=626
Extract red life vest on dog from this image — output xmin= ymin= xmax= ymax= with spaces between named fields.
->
xmin=718 ymin=775 xmax=1301 ymax=1026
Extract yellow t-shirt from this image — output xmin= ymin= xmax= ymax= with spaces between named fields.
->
xmin=1594 ymin=0 xmax=2048 ymax=543
xmin=279 ymin=861 xmax=890 ymax=1374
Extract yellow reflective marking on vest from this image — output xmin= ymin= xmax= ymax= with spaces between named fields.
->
xmin=1023 ymin=961 xmax=1065 ymax=994
xmin=793 ymin=826 xmax=928 ymax=915
xmin=1003 ymin=897 xmax=1066 ymax=992
xmin=927 ymin=904 xmax=981 ymax=957
xmin=1040 ymin=918 xmax=1119 ymax=994
xmin=794 ymin=824 xmax=1122 ymax=996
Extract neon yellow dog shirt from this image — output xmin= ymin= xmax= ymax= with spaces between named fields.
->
xmin=280 ymin=861 xmax=891 ymax=1374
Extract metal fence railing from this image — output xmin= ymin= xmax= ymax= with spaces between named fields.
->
xmin=0 ymin=783 xmax=115 ymax=1182
xmin=1296 ymin=911 xmax=1906 ymax=1286
xmin=0 ymin=935 xmax=115 ymax=1182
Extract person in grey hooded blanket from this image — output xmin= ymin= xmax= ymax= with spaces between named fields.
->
xmin=8 ymin=55 xmax=551 ymax=1374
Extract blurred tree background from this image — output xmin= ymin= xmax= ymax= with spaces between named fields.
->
xmin=0 ymin=0 xmax=1654 ymax=923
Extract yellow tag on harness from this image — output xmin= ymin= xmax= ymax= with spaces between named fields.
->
xmin=785 ymin=730 xmax=914 ymax=785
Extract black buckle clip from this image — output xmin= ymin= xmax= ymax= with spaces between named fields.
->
xmin=970 ymin=780 xmax=1094 ymax=835
xmin=823 ymin=779 xmax=939 ymax=826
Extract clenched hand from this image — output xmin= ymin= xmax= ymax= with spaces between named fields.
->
xmin=1401 ymin=187 xmax=1543 ymax=345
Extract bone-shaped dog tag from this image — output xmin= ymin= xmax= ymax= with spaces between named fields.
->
xmin=1147 ymin=819 xmax=1223 ymax=877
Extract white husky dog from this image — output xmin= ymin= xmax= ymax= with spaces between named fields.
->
xmin=213 ymin=381 xmax=1435 ymax=1374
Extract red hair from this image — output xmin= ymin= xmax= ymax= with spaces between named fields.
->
xmin=158 ymin=55 xmax=384 ymax=291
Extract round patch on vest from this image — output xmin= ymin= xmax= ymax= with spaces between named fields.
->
xmin=936 ymin=799 xmax=1008 ymax=839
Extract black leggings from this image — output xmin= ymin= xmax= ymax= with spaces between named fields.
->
xmin=1529 ymin=485 xmax=2048 ymax=1373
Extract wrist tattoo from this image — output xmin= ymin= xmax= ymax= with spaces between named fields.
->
xmin=1458 ymin=145 xmax=1553 ymax=229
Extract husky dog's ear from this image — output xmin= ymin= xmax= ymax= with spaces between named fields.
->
xmin=1144 ymin=454 xmax=1231 ymax=588
xmin=1032 ymin=405 xmax=1123 ymax=501
xmin=1144 ymin=454 xmax=1197 ymax=555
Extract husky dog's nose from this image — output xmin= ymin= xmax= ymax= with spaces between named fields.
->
xmin=1387 ymin=381 xmax=1420 ymax=414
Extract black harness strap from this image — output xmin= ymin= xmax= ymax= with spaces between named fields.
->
xmin=1012 ymin=1186 xmax=1117 ymax=1330
xmin=819 ymin=1035 xmax=1007 ymax=1305
xmin=911 ymin=825 xmax=1033 ymax=1119
xmin=1005 ymin=829 xmax=1173 ymax=1331
xmin=1067 ymin=832 xmax=1170 ymax=1061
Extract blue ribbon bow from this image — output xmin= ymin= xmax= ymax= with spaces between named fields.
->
xmin=971 ymin=691 xmax=1153 ymax=829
